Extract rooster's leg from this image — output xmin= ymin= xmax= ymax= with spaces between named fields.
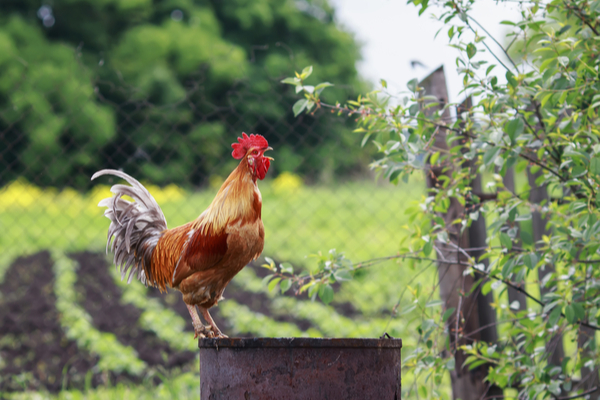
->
xmin=199 ymin=307 xmax=228 ymax=338
xmin=186 ymin=304 xmax=213 ymax=339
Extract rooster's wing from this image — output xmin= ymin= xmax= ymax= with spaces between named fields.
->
xmin=170 ymin=228 xmax=228 ymax=287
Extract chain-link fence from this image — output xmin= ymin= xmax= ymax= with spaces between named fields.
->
xmin=0 ymin=55 xmax=419 ymax=266
xmin=0 ymin=50 xmax=424 ymax=393
xmin=0 ymin=3 xmax=429 ymax=394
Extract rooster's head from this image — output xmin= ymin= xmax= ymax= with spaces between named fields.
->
xmin=231 ymin=133 xmax=273 ymax=180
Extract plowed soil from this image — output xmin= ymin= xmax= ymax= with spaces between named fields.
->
xmin=0 ymin=252 xmax=99 ymax=392
xmin=0 ymin=251 xmax=358 ymax=393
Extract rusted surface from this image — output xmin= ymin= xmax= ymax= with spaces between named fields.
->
xmin=199 ymin=337 xmax=402 ymax=399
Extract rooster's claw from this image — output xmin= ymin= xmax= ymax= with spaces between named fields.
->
xmin=193 ymin=324 xmax=214 ymax=339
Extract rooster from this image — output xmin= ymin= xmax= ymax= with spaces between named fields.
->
xmin=92 ymin=133 xmax=273 ymax=338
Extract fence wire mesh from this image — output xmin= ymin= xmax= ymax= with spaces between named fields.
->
xmin=0 ymin=55 xmax=415 ymax=266
xmin=0 ymin=2 xmax=431 ymax=394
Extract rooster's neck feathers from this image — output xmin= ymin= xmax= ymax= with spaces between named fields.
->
xmin=193 ymin=158 xmax=261 ymax=234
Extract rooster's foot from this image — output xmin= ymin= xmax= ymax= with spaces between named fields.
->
xmin=193 ymin=324 xmax=214 ymax=339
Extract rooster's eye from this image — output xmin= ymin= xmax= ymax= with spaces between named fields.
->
xmin=252 ymin=150 xmax=258 ymax=155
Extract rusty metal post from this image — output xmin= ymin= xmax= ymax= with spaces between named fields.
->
xmin=199 ymin=337 xmax=402 ymax=399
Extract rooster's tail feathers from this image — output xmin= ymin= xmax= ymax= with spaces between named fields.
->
xmin=92 ymin=169 xmax=167 ymax=286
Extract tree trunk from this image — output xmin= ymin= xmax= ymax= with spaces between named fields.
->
xmin=421 ymin=67 xmax=502 ymax=400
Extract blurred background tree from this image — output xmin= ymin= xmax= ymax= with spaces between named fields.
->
xmin=0 ymin=0 xmax=369 ymax=188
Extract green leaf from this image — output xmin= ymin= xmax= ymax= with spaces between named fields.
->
xmin=548 ymin=306 xmax=562 ymax=327
xmin=565 ymin=304 xmax=576 ymax=323
xmin=315 ymin=82 xmax=334 ymax=95
xmin=292 ymin=99 xmax=308 ymax=117
xmin=280 ymin=279 xmax=292 ymax=294
xmin=442 ymin=307 xmax=456 ymax=322
xmin=505 ymin=118 xmax=524 ymax=142
xmin=423 ymin=240 xmax=433 ymax=256
xmin=558 ymin=56 xmax=569 ymax=66
xmin=590 ymin=156 xmax=600 ymax=176
xmin=261 ymin=274 xmax=274 ymax=287
xmin=407 ymin=78 xmax=418 ymax=93
xmin=334 ymin=269 xmax=353 ymax=281
xmin=299 ymin=281 xmax=315 ymax=294
xmin=483 ymin=146 xmax=501 ymax=166
xmin=481 ymin=280 xmax=493 ymax=295
xmin=557 ymin=24 xmax=571 ymax=36
xmin=426 ymin=300 xmax=444 ymax=308
xmin=521 ymin=231 xmax=533 ymax=246
xmin=466 ymin=43 xmax=477 ymax=59
xmin=300 ymin=65 xmax=313 ymax=79
xmin=506 ymin=71 xmax=517 ymax=88
xmin=318 ymin=284 xmax=334 ymax=304
xmin=572 ymin=302 xmax=585 ymax=321
xmin=523 ymin=253 xmax=538 ymax=269
xmin=540 ymin=92 xmax=553 ymax=108
xmin=538 ymin=57 xmax=556 ymax=73
xmin=308 ymin=282 xmax=320 ymax=299
xmin=467 ymin=359 xmax=488 ymax=370
xmin=268 ymin=277 xmax=281 ymax=292
xmin=281 ymin=77 xmax=300 ymax=85
xmin=501 ymin=260 xmax=515 ymax=279
xmin=361 ymin=133 xmax=372 ymax=148
xmin=380 ymin=79 xmax=387 ymax=88
xmin=548 ymin=381 xmax=561 ymax=396
xmin=500 ymin=232 xmax=513 ymax=250
xmin=280 ymin=262 xmax=294 ymax=275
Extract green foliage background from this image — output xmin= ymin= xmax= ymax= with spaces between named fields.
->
xmin=284 ymin=0 xmax=600 ymax=396
xmin=0 ymin=0 xmax=369 ymax=189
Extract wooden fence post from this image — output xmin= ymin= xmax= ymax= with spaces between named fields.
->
xmin=421 ymin=67 xmax=502 ymax=400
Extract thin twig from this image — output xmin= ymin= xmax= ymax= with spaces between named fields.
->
xmin=319 ymin=102 xmax=465 ymax=134
xmin=461 ymin=314 xmax=542 ymax=339
xmin=554 ymin=387 xmax=599 ymax=400
xmin=575 ymin=259 xmax=600 ymax=264
xmin=562 ymin=0 xmax=599 ymax=35
xmin=518 ymin=152 xmax=565 ymax=181
xmin=475 ymin=263 xmax=600 ymax=332
xmin=382 ymin=261 xmax=436 ymax=334
xmin=467 ymin=15 xmax=518 ymax=70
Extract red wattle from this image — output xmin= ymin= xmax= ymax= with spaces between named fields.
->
xmin=257 ymin=158 xmax=270 ymax=180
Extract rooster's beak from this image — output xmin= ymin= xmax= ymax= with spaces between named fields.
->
xmin=264 ymin=147 xmax=274 ymax=161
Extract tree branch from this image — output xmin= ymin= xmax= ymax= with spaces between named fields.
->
xmin=467 ymin=15 xmax=518 ymax=71
xmin=518 ymin=152 xmax=565 ymax=181
xmin=554 ymin=387 xmax=599 ymax=400
xmin=563 ymin=0 xmax=599 ymax=35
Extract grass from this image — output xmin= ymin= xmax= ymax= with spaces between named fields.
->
xmin=6 ymin=371 xmax=199 ymax=400
xmin=0 ymin=173 xmax=422 ymax=267
xmin=0 ymin=174 xmax=429 ymax=398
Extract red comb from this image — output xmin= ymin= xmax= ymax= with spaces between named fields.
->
xmin=231 ymin=133 xmax=269 ymax=159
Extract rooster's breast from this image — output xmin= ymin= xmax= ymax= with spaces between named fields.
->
xmin=225 ymin=217 xmax=265 ymax=266
xmin=179 ymin=217 xmax=264 ymax=308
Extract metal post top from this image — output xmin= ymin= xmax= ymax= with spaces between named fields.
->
xmin=198 ymin=337 xmax=402 ymax=349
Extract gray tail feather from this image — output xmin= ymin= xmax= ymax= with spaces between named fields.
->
xmin=91 ymin=169 xmax=167 ymax=286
